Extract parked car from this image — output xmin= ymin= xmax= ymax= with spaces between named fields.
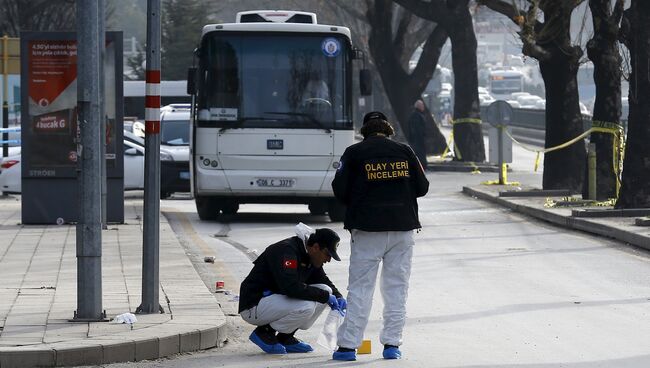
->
xmin=516 ymin=95 xmax=544 ymax=109
xmin=159 ymin=104 xmax=190 ymax=199
xmin=0 ymin=139 xmax=147 ymax=194
xmin=0 ymin=153 xmax=20 ymax=193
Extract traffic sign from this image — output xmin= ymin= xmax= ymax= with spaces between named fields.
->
xmin=486 ymin=100 xmax=513 ymax=126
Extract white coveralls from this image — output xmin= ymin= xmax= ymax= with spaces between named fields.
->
xmin=336 ymin=229 xmax=414 ymax=348
xmin=240 ymin=284 xmax=331 ymax=334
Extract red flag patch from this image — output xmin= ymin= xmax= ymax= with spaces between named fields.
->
xmin=283 ymin=258 xmax=297 ymax=269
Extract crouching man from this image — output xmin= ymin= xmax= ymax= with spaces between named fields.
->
xmin=239 ymin=225 xmax=346 ymax=354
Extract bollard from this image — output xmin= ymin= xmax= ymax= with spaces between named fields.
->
xmin=588 ymin=143 xmax=597 ymax=200
xmin=498 ymin=125 xmax=506 ymax=184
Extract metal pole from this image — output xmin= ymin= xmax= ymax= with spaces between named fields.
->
xmin=137 ymin=0 xmax=162 ymax=314
xmin=99 ymin=0 xmax=107 ymax=227
xmin=588 ymin=142 xmax=597 ymax=200
xmin=2 ymin=35 xmax=8 ymax=159
xmin=75 ymin=0 xmax=104 ymax=321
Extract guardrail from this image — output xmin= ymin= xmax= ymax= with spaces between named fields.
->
xmin=479 ymin=106 xmax=627 ymax=134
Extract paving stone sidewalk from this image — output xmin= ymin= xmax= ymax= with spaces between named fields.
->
xmin=463 ymin=184 xmax=650 ymax=251
xmin=0 ymin=195 xmax=226 ymax=368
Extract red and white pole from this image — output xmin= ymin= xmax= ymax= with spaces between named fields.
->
xmin=137 ymin=0 xmax=163 ymax=315
xmin=145 ymin=69 xmax=161 ymax=134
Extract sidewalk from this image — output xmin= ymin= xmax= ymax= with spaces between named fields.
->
xmin=463 ymin=184 xmax=650 ymax=250
xmin=0 ymin=195 xmax=226 ymax=368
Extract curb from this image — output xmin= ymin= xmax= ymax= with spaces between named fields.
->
xmin=0 ymin=324 xmax=227 ymax=368
xmin=462 ymin=186 xmax=650 ymax=251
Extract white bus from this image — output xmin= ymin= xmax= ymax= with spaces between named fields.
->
xmin=187 ymin=10 xmax=371 ymax=221
xmin=488 ymin=68 xmax=525 ymax=100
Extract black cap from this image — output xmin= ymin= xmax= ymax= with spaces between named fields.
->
xmin=363 ymin=111 xmax=388 ymax=125
xmin=309 ymin=228 xmax=341 ymax=261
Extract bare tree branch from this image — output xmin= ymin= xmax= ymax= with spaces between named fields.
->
xmin=392 ymin=0 xmax=446 ymax=21
xmin=331 ymin=0 xmax=365 ymax=20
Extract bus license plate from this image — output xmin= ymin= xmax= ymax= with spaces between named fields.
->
xmin=256 ymin=178 xmax=295 ymax=188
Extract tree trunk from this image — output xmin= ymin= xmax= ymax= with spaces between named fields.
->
xmin=539 ymin=45 xmax=586 ymax=191
xmin=366 ymin=1 xmax=448 ymax=147
xmin=616 ymin=1 xmax=650 ymax=208
xmin=585 ymin=0 xmax=623 ymax=200
xmin=447 ymin=8 xmax=486 ymax=162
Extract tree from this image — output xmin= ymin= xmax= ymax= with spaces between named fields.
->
xmin=332 ymin=0 xmax=449 ymax=153
xmin=161 ymin=0 xmax=214 ymax=80
xmin=393 ymin=0 xmax=486 ymax=162
xmin=125 ymin=41 xmax=146 ymax=80
xmin=615 ymin=0 xmax=650 ymax=208
xmin=0 ymin=0 xmax=76 ymax=36
xmin=586 ymin=0 xmax=624 ymax=200
xmin=479 ymin=0 xmax=587 ymax=191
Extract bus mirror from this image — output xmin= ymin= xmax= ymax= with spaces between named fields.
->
xmin=360 ymin=69 xmax=372 ymax=96
xmin=187 ymin=67 xmax=197 ymax=95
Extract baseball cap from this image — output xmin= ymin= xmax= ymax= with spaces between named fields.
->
xmin=309 ymin=228 xmax=341 ymax=261
xmin=363 ymin=111 xmax=388 ymax=125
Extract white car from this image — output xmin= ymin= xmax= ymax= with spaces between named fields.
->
xmin=517 ymin=95 xmax=544 ymax=109
xmin=479 ymin=93 xmax=496 ymax=106
xmin=505 ymin=100 xmax=521 ymax=108
xmin=0 ymin=153 xmax=20 ymax=193
xmin=509 ymin=92 xmax=530 ymax=100
xmin=0 ymin=139 xmax=147 ymax=194
xmin=159 ymin=104 xmax=190 ymax=198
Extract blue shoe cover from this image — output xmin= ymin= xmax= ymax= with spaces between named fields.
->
xmin=383 ymin=346 xmax=402 ymax=359
xmin=283 ymin=341 xmax=314 ymax=353
xmin=249 ymin=331 xmax=286 ymax=354
xmin=333 ymin=350 xmax=357 ymax=361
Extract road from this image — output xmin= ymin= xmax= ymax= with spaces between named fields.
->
xmin=99 ymin=144 xmax=650 ymax=368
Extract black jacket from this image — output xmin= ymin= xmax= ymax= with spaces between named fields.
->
xmin=332 ymin=135 xmax=429 ymax=231
xmin=238 ymin=236 xmax=342 ymax=313
xmin=407 ymin=110 xmax=427 ymax=165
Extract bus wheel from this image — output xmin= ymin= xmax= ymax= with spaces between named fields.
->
xmin=308 ymin=201 xmax=327 ymax=216
xmin=221 ymin=202 xmax=239 ymax=215
xmin=327 ymin=200 xmax=346 ymax=222
xmin=196 ymin=196 xmax=219 ymax=221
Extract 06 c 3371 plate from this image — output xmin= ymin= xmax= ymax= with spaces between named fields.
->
xmin=255 ymin=178 xmax=295 ymax=187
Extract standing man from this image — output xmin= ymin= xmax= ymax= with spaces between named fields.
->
xmin=331 ymin=111 xmax=429 ymax=361
xmin=239 ymin=224 xmax=346 ymax=355
xmin=407 ymin=99 xmax=428 ymax=167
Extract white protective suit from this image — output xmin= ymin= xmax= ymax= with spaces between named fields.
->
xmin=336 ymin=229 xmax=414 ymax=348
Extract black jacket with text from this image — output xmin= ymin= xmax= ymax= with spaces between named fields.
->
xmin=332 ymin=135 xmax=429 ymax=231
xmin=238 ymin=236 xmax=342 ymax=313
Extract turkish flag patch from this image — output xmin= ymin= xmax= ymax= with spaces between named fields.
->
xmin=283 ymin=258 xmax=298 ymax=269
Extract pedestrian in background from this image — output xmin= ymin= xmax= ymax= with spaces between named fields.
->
xmin=238 ymin=223 xmax=346 ymax=355
xmin=331 ymin=111 xmax=429 ymax=361
xmin=407 ymin=99 xmax=428 ymax=168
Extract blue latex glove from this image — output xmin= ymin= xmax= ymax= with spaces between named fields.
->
xmin=337 ymin=297 xmax=347 ymax=311
xmin=327 ymin=294 xmax=340 ymax=310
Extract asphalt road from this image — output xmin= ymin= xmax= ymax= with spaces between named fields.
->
xmin=96 ymin=155 xmax=650 ymax=368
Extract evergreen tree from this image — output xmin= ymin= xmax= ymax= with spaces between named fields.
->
xmin=161 ymin=0 xmax=210 ymax=80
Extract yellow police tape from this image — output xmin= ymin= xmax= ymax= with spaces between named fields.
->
xmin=503 ymin=122 xmax=625 ymax=196
xmin=447 ymin=118 xmax=482 ymax=162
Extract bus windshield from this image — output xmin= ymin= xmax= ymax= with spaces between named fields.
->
xmin=196 ymin=32 xmax=351 ymax=129
xmin=490 ymin=78 xmax=522 ymax=96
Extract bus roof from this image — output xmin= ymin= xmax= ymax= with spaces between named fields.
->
xmin=201 ymin=22 xmax=352 ymax=40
